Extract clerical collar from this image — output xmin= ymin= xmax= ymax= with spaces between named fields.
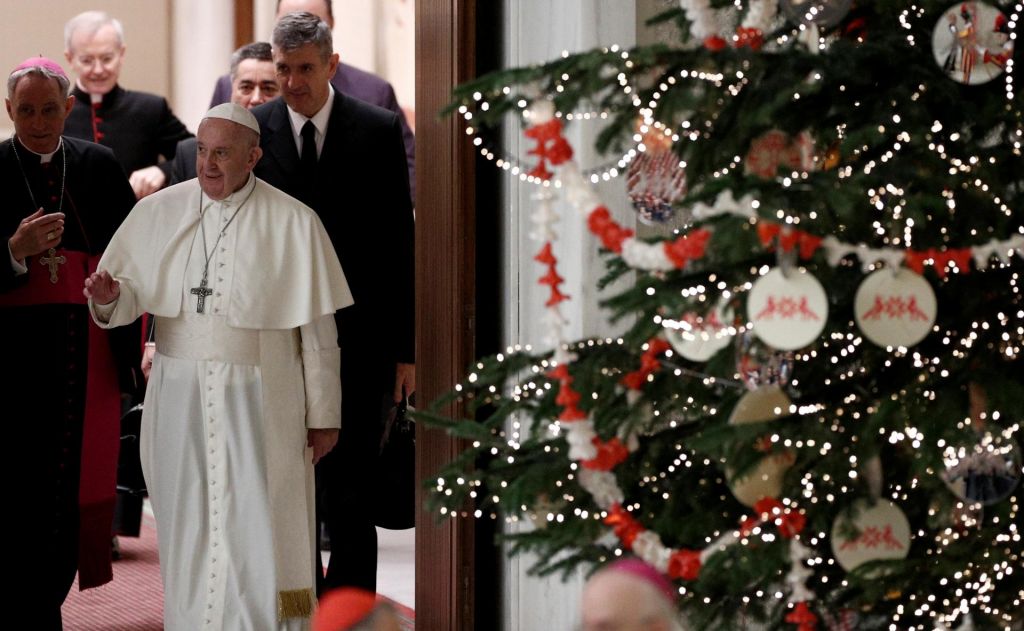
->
xmin=16 ymin=136 xmax=64 ymax=164
xmin=74 ymin=82 xmax=121 ymax=105
xmin=286 ymin=84 xmax=334 ymax=151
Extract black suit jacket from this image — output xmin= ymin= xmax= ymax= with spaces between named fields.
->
xmin=169 ymin=137 xmax=198 ymax=184
xmin=251 ymin=92 xmax=414 ymax=385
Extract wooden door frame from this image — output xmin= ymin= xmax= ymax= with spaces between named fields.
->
xmin=415 ymin=1 xmax=478 ymax=629
xmin=233 ymin=0 xmax=254 ymax=50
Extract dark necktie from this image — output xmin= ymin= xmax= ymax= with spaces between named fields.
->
xmin=300 ymin=120 xmax=318 ymax=201
xmin=301 ymin=120 xmax=318 ymax=169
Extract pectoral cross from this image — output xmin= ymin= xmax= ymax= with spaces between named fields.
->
xmin=39 ymin=248 xmax=66 ymax=284
xmin=190 ymin=275 xmax=214 ymax=313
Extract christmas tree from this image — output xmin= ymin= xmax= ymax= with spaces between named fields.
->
xmin=424 ymin=2 xmax=1024 ymax=629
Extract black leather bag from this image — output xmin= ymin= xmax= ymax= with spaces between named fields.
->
xmin=114 ymin=403 xmax=146 ymax=537
xmin=371 ymin=396 xmax=416 ymax=530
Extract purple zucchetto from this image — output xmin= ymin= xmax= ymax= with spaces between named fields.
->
xmin=12 ymin=56 xmax=67 ymax=78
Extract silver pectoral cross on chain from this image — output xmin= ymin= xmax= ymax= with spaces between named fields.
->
xmin=190 ymin=273 xmax=214 ymax=313
xmin=39 ymin=248 xmax=66 ymax=284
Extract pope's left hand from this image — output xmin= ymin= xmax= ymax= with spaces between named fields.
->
xmin=394 ymin=362 xmax=415 ymax=403
xmin=129 ymin=165 xmax=167 ymax=199
xmin=307 ymin=428 xmax=339 ymax=465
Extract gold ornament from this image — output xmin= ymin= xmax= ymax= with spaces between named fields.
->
xmin=726 ymin=386 xmax=796 ymax=507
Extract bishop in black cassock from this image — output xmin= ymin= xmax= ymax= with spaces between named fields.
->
xmin=1 ymin=57 xmax=136 ymax=629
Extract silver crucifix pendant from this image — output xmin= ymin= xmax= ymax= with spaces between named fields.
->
xmin=190 ymin=275 xmax=213 ymax=313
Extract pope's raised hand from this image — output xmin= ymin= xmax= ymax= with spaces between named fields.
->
xmin=83 ymin=270 xmax=120 ymax=305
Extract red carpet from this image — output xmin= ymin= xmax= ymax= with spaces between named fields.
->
xmin=62 ymin=515 xmax=415 ymax=630
xmin=63 ymin=515 xmax=164 ymax=630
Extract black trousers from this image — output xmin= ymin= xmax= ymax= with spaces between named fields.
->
xmin=315 ymin=363 xmax=392 ymax=594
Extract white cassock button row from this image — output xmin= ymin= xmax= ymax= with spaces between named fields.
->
xmin=203 ymin=365 xmax=228 ymax=629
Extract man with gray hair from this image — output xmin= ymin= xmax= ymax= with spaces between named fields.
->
xmin=63 ymin=10 xmax=192 ymax=200
xmin=208 ymin=0 xmax=415 ymax=199
xmin=86 ymin=102 xmax=352 ymax=630
xmin=252 ymin=10 xmax=415 ymax=595
xmin=1 ymin=56 xmax=136 ymax=629
xmin=170 ymin=42 xmax=279 ymax=185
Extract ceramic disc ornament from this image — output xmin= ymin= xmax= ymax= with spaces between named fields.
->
xmin=932 ymin=2 xmax=1012 ymax=85
xmin=726 ymin=386 xmax=797 ymax=507
xmin=780 ymin=0 xmax=852 ymax=28
xmin=854 ymin=268 xmax=937 ymax=348
xmin=747 ymin=267 xmax=828 ymax=351
xmin=664 ymin=299 xmax=734 ymax=362
xmin=831 ymin=500 xmax=911 ymax=573
xmin=941 ymin=432 xmax=1022 ymax=506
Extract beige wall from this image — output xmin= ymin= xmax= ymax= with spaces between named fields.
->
xmin=381 ymin=0 xmax=414 ymax=125
xmin=171 ymin=1 xmax=234 ymax=131
xmin=0 ymin=0 xmax=414 ymax=136
xmin=0 ymin=0 xmax=173 ymax=136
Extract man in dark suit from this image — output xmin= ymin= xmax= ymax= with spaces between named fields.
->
xmin=251 ymin=11 xmax=414 ymax=593
xmin=209 ymin=0 xmax=415 ymax=199
xmin=170 ymin=42 xmax=279 ymax=184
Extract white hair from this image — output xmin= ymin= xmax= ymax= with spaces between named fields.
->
xmin=64 ymin=11 xmax=125 ymax=52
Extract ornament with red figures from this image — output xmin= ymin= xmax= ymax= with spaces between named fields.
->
xmin=932 ymin=2 xmax=1012 ymax=85
xmin=854 ymin=268 xmax=937 ymax=349
xmin=663 ymin=298 xmax=734 ymax=362
xmin=747 ymin=267 xmax=829 ymax=351
xmin=831 ymin=499 xmax=912 ymax=573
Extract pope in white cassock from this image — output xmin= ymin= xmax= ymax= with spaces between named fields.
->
xmin=85 ymin=103 xmax=352 ymax=630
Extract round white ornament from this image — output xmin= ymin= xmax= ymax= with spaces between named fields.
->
xmin=932 ymin=2 xmax=1012 ymax=86
xmin=747 ymin=267 xmax=828 ymax=351
xmin=727 ymin=386 xmax=797 ymax=507
xmin=664 ymin=299 xmax=735 ymax=362
xmin=854 ymin=268 xmax=936 ymax=348
xmin=831 ymin=500 xmax=911 ymax=573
